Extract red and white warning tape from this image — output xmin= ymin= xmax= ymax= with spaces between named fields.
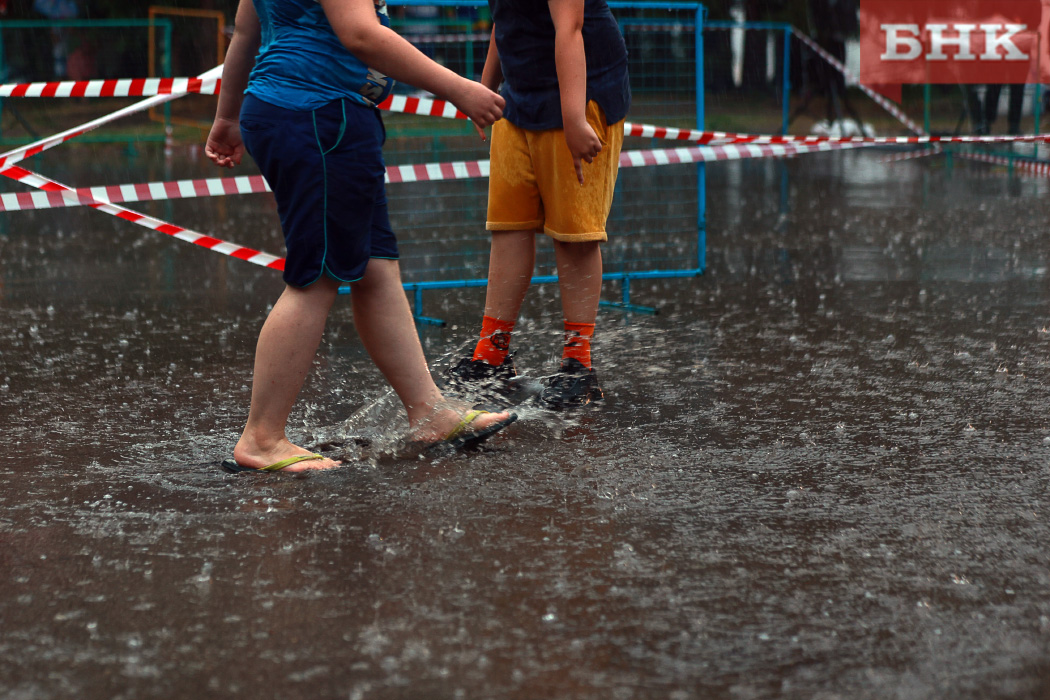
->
xmin=956 ymin=151 xmax=1050 ymax=177
xmin=0 ymin=163 xmax=284 ymax=269
xmin=5 ymin=72 xmax=1047 ymax=161
xmin=0 ymin=76 xmax=220 ymax=98
xmin=381 ymin=93 xmax=1047 ymax=147
xmin=879 ymin=145 xmax=943 ymax=163
xmin=0 ymin=141 xmax=876 ymax=212
xmin=0 ymin=83 xmax=467 ymax=168
xmin=376 ymin=92 xmax=1048 ymax=147
xmin=623 ymin=121 xmax=1050 ymax=146
xmin=790 ymin=28 xmax=926 ymax=136
xmin=0 ymin=65 xmax=225 ymax=169
xmin=379 ymin=93 xmax=465 ymax=120
xmin=385 ymin=158 xmax=489 ymax=184
xmin=0 ymin=174 xmax=271 ymax=212
xmin=0 ymin=56 xmax=1020 ymax=269
xmin=404 ymin=31 xmax=490 ymax=44
xmin=619 ymin=139 xmax=872 ymax=167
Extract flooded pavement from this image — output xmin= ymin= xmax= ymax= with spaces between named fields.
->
xmin=2 ymin=146 xmax=1050 ymax=699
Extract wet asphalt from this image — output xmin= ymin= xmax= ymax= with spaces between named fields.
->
xmin=1 ymin=144 xmax=1049 ymax=699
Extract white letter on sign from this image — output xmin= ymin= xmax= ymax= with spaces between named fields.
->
xmin=881 ymin=24 xmax=922 ymax=60
xmin=980 ymin=23 xmax=1029 ymax=60
xmin=927 ymin=23 xmax=978 ymax=61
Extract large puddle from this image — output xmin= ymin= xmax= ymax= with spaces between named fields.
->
xmin=1 ymin=145 xmax=1049 ymax=699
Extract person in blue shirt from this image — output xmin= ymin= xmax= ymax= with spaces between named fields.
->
xmin=206 ymin=0 xmax=515 ymax=472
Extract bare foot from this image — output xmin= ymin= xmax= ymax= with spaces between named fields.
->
xmin=408 ymin=402 xmax=513 ymax=444
xmin=232 ymin=438 xmax=341 ymax=472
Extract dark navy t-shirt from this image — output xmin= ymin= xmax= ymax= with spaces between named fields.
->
xmin=490 ymin=0 xmax=630 ymax=130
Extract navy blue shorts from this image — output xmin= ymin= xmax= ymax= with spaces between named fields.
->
xmin=240 ymin=94 xmax=398 ymax=287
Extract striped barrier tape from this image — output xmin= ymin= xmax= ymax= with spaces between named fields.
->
xmin=0 ymin=65 xmax=225 ymax=169
xmin=879 ymin=145 xmax=943 ymax=163
xmin=875 ymin=146 xmax=1050 ymax=176
xmin=0 ymin=72 xmax=908 ymax=150
xmin=379 ymin=94 xmax=1050 ymax=147
xmin=403 ymin=31 xmax=491 ymax=44
xmin=0 ymin=85 xmax=468 ymax=169
xmin=0 ymin=23 xmax=974 ymax=145
xmin=380 ymin=93 xmax=465 ymax=120
xmin=0 ymin=174 xmax=272 ymax=212
xmin=790 ymin=28 xmax=926 ymax=136
xmin=0 ymin=163 xmax=285 ymax=269
xmin=0 ymin=76 xmax=220 ymax=98
xmin=623 ymin=121 xmax=1050 ymax=146
xmin=4 ymin=73 xmax=1047 ymax=162
xmin=956 ymin=151 xmax=1050 ymax=177
xmin=0 ymin=140 xmax=877 ymax=212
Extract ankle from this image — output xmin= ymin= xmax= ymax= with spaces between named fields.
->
xmin=473 ymin=315 xmax=515 ymax=366
xmin=562 ymin=321 xmax=595 ymax=368
xmin=236 ymin=426 xmax=290 ymax=457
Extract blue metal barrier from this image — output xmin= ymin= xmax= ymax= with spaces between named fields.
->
xmin=353 ymin=0 xmax=709 ymax=326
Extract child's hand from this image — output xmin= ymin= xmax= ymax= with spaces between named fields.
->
xmin=453 ymin=79 xmax=505 ymax=138
xmin=565 ymin=119 xmax=602 ymax=185
xmin=205 ymin=116 xmax=244 ymax=169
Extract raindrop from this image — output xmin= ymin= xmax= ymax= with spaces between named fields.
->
xmin=194 ymin=562 xmax=213 ymax=584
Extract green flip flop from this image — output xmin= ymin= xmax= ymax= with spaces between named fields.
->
xmin=220 ymin=453 xmax=325 ymax=474
xmin=422 ymin=409 xmax=518 ymax=457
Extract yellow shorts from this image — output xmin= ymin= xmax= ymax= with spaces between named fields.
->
xmin=486 ymin=101 xmax=624 ymax=243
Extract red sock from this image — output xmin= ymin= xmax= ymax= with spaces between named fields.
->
xmin=472 ymin=315 xmax=515 ymax=366
xmin=562 ymin=321 xmax=595 ymax=368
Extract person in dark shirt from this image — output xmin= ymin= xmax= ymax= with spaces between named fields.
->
xmin=447 ymin=0 xmax=631 ymax=410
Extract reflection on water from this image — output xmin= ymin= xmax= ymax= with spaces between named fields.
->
xmin=2 ymin=147 xmax=1050 ymax=699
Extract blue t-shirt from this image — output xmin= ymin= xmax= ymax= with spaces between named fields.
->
xmin=246 ymin=0 xmax=394 ymax=111
xmin=490 ymin=0 xmax=630 ymax=130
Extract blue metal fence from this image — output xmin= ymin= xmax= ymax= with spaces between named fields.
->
xmin=377 ymin=0 xmax=708 ymax=325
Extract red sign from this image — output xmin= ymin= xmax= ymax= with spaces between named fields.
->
xmin=860 ymin=0 xmax=1050 ymax=101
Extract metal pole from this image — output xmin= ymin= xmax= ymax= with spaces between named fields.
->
xmin=781 ymin=27 xmax=790 ymax=134
xmin=163 ymin=22 xmax=173 ymax=137
xmin=1034 ymin=84 xmax=1042 ymax=159
xmin=0 ymin=28 xmax=5 ymax=142
xmin=924 ymin=83 xmax=931 ymax=135
xmin=696 ymin=4 xmax=706 ymax=273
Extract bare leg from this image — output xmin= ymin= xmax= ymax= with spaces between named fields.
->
xmin=553 ymin=239 xmax=603 ymax=325
xmin=482 ymin=229 xmax=538 ymax=321
xmin=350 ymin=258 xmax=511 ymax=441
xmin=233 ymin=279 xmax=342 ymax=471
